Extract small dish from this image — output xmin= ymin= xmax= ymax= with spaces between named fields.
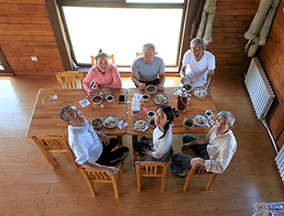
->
xmin=106 ymin=95 xmax=114 ymax=102
xmin=142 ymin=94 xmax=150 ymax=101
xmin=153 ymin=93 xmax=168 ymax=105
xmin=103 ymin=115 xmax=119 ymax=128
xmin=133 ymin=118 xmax=149 ymax=132
xmin=92 ymin=94 xmax=103 ymax=105
xmin=91 ymin=117 xmax=103 ymax=129
xmin=192 ymin=87 xmax=207 ymax=98
xmin=146 ymin=85 xmax=157 ymax=94
xmin=205 ymin=110 xmax=214 ymax=118
xmin=149 ymin=117 xmax=155 ymax=128
xmin=183 ymin=118 xmax=194 ymax=129
xmin=98 ymin=87 xmax=113 ymax=99
xmin=193 ymin=113 xmax=208 ymax=127
xmin=183 ymin=84 xmax=193 ymax=92
xmin=147 ymin=110 xmax=155 ymax=118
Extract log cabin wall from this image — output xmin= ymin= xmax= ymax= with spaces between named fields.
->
xmin=258 ymin=0 xmax=284 ymax=150
xmin=0 ymin=0 xmax=64 ymax=74
xmin=0 ymin=0 xmax=283 ymax=148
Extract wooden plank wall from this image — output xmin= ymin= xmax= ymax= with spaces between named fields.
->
xmin=0 ymin=0 xmax=64 ymax=74
xmin=259 ymin=0 xmax=284 ymax=150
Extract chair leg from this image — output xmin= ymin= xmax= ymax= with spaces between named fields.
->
xmin=135 ymin=163 xmax=141 ymax=192
xmin=183 ymin=167 xmax=196 ymax=192
xmin=206 ymin=173 xmax=217 ymax=190
xmin=79 ymin=168 xmax=97 ymax=197
xmin=132 ymin=135 xmax=138 ymax=162
xmin=111 ymin=176 xmax=119 ymax=198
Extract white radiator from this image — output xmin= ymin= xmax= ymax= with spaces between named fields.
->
xmin=275 ymin=145 xmax=284 ymax=185
xmin=244 ymin=57 xmax=275 ymax=119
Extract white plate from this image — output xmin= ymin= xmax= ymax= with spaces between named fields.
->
xmin=103 ymin=115 xmax=119 ymax=128
xmin=193 ymin=113 xmax=208 ymax=126
xmin=153 ymin=93 xmax=168 ymax=105
xmin=133 ymin=118 xmax=149 ymax=132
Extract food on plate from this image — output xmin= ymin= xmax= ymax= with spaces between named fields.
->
xmin=99 ymin=88 xmax=112 ymax=98
xmin=104 ymin=116 xmax=117 ymax=126
xmin=92 ymin=118 xmax=103 ymax=126
xmin=134 ymin=119 xmax=147 ymax=131
xmin=92 ymin=95 xmax=103 ymax=103
xmin=184 ymin=120 xmax=193 ymax=127
xmin=154 ymin=94 xmax=166 ymax=104
xmin=146 ymin=85 xmax=157 ymax=94
xmin=194 ymin=89 xmax=206 ymax=97
xmin=193 ymin=115 xmax=207 ymax=125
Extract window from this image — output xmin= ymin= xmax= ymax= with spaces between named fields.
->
xmin=58 ymin=0 xmax=186 ymax=68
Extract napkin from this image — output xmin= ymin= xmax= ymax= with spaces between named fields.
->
xmin=117 ymin=120 xmax=128 ymax=130
xmin=79 ymin=98 xmax=90 ymax=108
xmin=206 ymin=118 xmax=215 ymax=128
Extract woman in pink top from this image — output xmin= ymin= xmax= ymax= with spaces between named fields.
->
xmin=83 ymin=52 xmax=122 ymax=95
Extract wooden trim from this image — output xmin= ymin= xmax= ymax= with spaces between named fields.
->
xmin=45 ymin=0 xmax=73 ymax=71
xmin=0 ymin=47 xmax=13 ymax=75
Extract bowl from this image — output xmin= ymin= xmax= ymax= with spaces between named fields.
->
xmin=146 ymin=85 xmax=157 ymax=94
xmin=106 ymin=95 xmax=114 ymax=103
xmin=183 ymin=118 xmax=195 ymax=129
xmin=183 ymin=84 xmax=193 ymax=92
xmin=147 ymin=110 xmax=155 ymax=118
xmin=149 ymin=117 xmax=155 ymax=128
xmin=192 ymin=87 xmax=207 ymax=98
xmin=92 ymin=94 xmax=103 ymax=105
xmin=142 ymin=94 xmax=150 ymax=101
xmin=91 ymin=117 xmax=103 ymax=129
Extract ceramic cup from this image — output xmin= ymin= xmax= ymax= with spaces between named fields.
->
xmin=205 ymin=110 xmax=214 ymax=118
xmin=147 ymin=110 xmax=155 ymax=118
xmin=142 ymin=94 xmax=150 ymax=101
xmin=106 ymin=95 xmax=114 ymax=103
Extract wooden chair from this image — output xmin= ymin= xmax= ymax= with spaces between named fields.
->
xmin=136 ymin=51 xmax=158 ymax=57
xmin=55 ymin=71 xmax=84 ymax=88
xmin=183 ymin=166 xmax=218 ymax=191
xmin=79 ymin=163 xmax=122 ymax=198
xmin=31 ymin=135 xmax=78 ymax=170
xmin=90 ymin=54 xmax=115 ymax=66
xmin=135 ymin=161 xmax=167 ymax=193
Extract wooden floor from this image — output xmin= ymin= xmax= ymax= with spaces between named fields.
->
xmin=0 ymin=72 xmax=283 ymax=216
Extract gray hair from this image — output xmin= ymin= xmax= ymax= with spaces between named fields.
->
xmin=216 ymin=111 xmax=235 ymax=128
xmin=59 ymin=104 xmax=78 ymax=122
xmin=190 ymin=38 xmax=205 ymax=49
xmin=143 ymin=43 xmax=155 ymax=52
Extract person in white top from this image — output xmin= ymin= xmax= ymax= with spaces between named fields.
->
xmin=59 ymin=105 xmax=129 ymax=176
xmin=170 ymin=111 xmax=237 ymax=177
xmin=180 ymin=38 xmax=216 ymax=95
xmin=133 ymin=105 xmax=179 ymax=163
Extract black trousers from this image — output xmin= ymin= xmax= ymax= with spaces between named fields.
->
xmin=135 ymin=78 xmax=160 ymax=87
xmin=96 ymin=138 xmax=129 ymax=166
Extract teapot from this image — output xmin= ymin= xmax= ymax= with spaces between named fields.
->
xmin=177 ymin=88 xmax=191 ymax=111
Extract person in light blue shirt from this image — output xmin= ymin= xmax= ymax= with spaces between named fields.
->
xmin=131 ymin=43 xmax=166 ymax=91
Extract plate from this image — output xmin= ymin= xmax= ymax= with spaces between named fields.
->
xmin=133 ymin=118 xmax=149 ymax=132
xmin=192 ymin=87 xmax=207 ymax=98
xmin=98 ymin=87 xmax=113 ymax=98
xmin=193 ymin=113 xmax=208 ymax=126
xmin=103 ymin=115 xmax=119 ymax=128
xmin=153 ymin=93 xmax=168 ymax=105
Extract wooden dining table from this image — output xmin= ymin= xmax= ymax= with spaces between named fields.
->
xmin=126 ymin=87 xmax=217 ymax=160
xmin=26 ymin=88 xmax=128 ymax=145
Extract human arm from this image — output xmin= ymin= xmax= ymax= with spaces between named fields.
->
xmin=181 ymin=140 xmax=198 ymax=150
xmin=97 ymin=131 xmax=110 ymax=145
xmin=131 ymin=70 xmax=146 ymax=89
xmin=205 ymin=69 xmax=215 ymax=95
xmin=180 ymin=65 xmax=187 ymax=84
xmin=157 ymin=70 xmax=165 ymax=91
xmin=82 ymin=67 xmax=97 ymax=95
xmin=82 ymin=161 xmax=119 ymax=176
xmin=190 ymin=157 xmax=205 ymax=167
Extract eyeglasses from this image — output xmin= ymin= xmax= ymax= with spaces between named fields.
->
xmin=69 ymin=110 xmax=80 ymax=121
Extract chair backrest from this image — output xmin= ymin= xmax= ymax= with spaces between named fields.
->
xmin=31 ymin=135 xmax=77 ymax=170
xmin=136 ymin=52 xmax=158 ymax=57
xmin=135 ymin=161 xmax=167 ymax=193
xmin=183 ymin=166 xmax=218 ymax=191
xmin=90 ymin=54 xmax=115 ymax=66
xmin=79 ymin=164 xmax=121 ymax=198
xmin=55 ymin=71 xmax=84 ymax=89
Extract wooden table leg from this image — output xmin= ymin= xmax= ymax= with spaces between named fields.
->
xmin=117 ymin=135 xmax=123 ymax=147
xmin=132 ymin=135 xmax=138 ymax=162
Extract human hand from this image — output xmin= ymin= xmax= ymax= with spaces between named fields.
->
xmin=190 ymin=158 xmax=205 ymax=168
xmin=142 ymin=146 xmax=152 ymax=156
xmin=157 ymin=84 xmax=164 ymax=91
xmin=180 ymin=77 xmax=186 ymax=84
xmin=101 ymin=133 xmax=110 ymax=145
xmin=205 ymin=87 xmax=211 ymax=96
xmin=138 ymin=83 xmax=146 ymax=90
xmin=105 ymin=166 xmax=119 ymax=176
xmin=181 ymin=141 xmax=197 ymax=150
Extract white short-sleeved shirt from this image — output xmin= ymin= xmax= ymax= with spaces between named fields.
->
xmin=131 ymin=56 xmax=165 ymax=82
xmin=68 ymin=120 xmax=103 ymax=165
xmin=152 ymin=125 xmax=173 ymax=158
xmin=182 ymin=50 xmax=215 ymax=86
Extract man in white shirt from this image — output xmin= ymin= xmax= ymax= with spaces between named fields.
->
xmin=170 ymin=111 xmax=237 ymax=177
xmin=180 ymin=38 xmax=215 ymax=95
xmin=59 ymin=105 xmax=129 ymax=176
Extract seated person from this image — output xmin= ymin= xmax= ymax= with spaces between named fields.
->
xmin=180 ymin=38 xmax=215 ymax=95
xmin=170 ymin=111 xmax=237 ymax=177
xmin=134 ymin=105 xmax=179 ymax=164
xmin=59 ymin=105 xmax=129 ymax=176
xmin=83 ymin=51 xmax=122 ymax=95
xmin=131 ymin=43 xmax=166 ymax=91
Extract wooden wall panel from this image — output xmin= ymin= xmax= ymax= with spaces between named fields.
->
xmin=0 ymin=1 xmax=64 ymax=75
xmin=259 ymin=0 xmax=284 ymax=150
